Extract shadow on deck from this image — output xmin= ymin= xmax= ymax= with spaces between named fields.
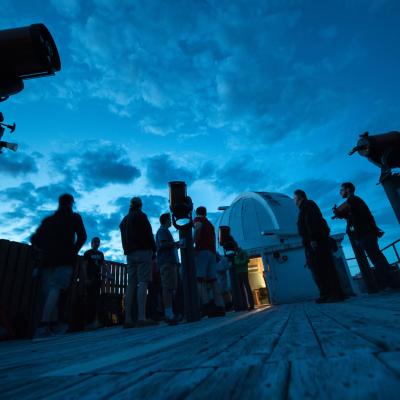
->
xmin=1 ymin=292 xmax=400 ymax=399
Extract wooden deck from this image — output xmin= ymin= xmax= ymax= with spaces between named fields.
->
xmin=1 ymin=292 xmax=400 ymax=399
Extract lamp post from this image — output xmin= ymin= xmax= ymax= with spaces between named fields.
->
xmin=168 ymin=181 xmax=200 ymax=322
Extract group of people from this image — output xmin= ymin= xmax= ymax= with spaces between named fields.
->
xmin=295 ymin=181 xmax=397 ymax=303
xmin=30 ymin=180 xmax=396 ymax=336
xmin=30 ymin=194 xmax=251 ymax=336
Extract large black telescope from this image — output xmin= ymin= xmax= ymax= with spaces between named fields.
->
xmin=349 ymin=131 xmax=400 ymax=171
xmin=349 ymin=130 xmax=400 ymax=224
xmin=0 ymin=23 xmax=61 ymax=99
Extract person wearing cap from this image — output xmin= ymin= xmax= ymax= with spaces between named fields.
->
xmin=31 ymin=193 xmax=87 ymax=337
xmin=119 ymin=197 xmax=157 ymax=328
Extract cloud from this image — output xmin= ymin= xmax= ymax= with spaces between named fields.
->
xmin=0 ymin=152 xmax=39 ymax=176
xmin=114 ymin=195 xmax=169 ymax=219
xmin=51 ymin=142 xmax=141 ymax=190
xmin=50 ymin=0 xmax=80 ymax=17
xmin=145 ymin=154 xmax=196 ymax=189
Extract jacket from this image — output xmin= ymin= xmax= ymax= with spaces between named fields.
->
xmin=297 ymin=199 xmax=330 ymax=245
xmin=31 ymin=207 xmax=87 ymax=267
xmin=119 ymin=209 xmax=156 ymax=255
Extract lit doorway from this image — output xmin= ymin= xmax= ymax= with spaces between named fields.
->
xmin=248 ymin=257 xmax=270 ymax=305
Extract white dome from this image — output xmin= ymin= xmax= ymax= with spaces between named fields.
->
xmin=216 ymin=191 xmax=299 ymax=251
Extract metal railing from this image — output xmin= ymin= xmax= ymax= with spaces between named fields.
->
xmin=346 ymin=238 xmax=400 ymax=267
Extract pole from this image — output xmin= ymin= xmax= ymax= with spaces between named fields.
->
xmin=179 ymin=224 xmax=200 ymax=322
xmin=381 ymin=173 xmax=400 ymax=224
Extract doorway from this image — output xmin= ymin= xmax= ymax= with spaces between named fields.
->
xmin=248 ymin=257 xmax=270 ymax=305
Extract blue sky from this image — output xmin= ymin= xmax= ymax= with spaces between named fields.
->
xmin=1 ymin=0 xmax=399 ymax=272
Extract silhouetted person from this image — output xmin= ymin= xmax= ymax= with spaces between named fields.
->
xmin=119 ymin=197 xmax=158 ymax=328
xmin=156 ymin=213 xmax=180 ymax=325
xmin=294 ymin=190 xmax=344 ymax=303
xmin=31 ymin=193 xmax=87 ymax=337
xmin=193 ymin=206 xmax=225 ymax=317
xmin=334 ymin=182 xmax=396 ymax=289
xmin=234 ymin=246 xmax=255 ymax=310
xmin=83 ymin=237 xmax=105 ymax=330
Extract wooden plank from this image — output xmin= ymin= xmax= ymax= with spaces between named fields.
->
xmin=0 ymin=242 xmax=20 ymax=312
xmin=8 ymin=244 xmax=31 ymax=320
xmin=269 ymin=304 xmax=323 ymax=362
xmin=288 ymin=352 xmax=400 ymax=399
xmin=0 ymin=239 xmax=10 ymax=287
xmin=189 ymin=362 xmax=288 ymax=400
xmin=0 ymin=376 xmax=92 ymax=400
xmin=320 ymin=303 xmax=400 ymax=351
xmin=201 ymin=306 xmax=291 ymax=367
xmin=0 ymin=309 xmax=267 ymax=378
xmin=377 ymin=351 xmax=400 ymax=377
xmin=303 ymin=303 xmax=381 ymax=357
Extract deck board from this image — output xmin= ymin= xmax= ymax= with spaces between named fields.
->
xmin=1 ymin=292 xmax=400 ymax=399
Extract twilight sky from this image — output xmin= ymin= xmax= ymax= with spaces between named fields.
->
xmin=1 ymin=0 xmax=399 ymax=272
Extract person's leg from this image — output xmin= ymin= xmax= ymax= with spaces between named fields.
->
xmin=160 ymin=263 xmax=174 ymax=319
xmin=124 ymin=254 xmax=137 ymax=326
xmin=361 ymin=235 xmax=393 ymax=288
xmin=242 ymin=272 xmax=255 ymax=309
xmin=320 ymin=242 xmax=344 ymax=299
xmin=136 ymin=250 xmax=157 ymax=325
xmin=195 ymin=251 xmax=209 ymax=306
xmin=306 ymin=248 xmax=326 ymax=299
xmin=207 ymin=252 xmax=224 ymax=308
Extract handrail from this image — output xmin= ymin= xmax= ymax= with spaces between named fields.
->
xmin=346 ymin=237 xmax=400 ymax=265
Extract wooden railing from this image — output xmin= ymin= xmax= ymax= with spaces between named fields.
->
xmin=0 ymin=239 xmax=128 ymax=339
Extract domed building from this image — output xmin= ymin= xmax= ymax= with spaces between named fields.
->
xmin=216 ymin=192 xmax=355 ymax=305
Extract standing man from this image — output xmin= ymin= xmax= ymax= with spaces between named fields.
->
xmin=234 ymin=246 xmax=255 ymax=310
xmin=294 ymin=190 xmax=344 ymax=303
xmin=31 ymin=193 xmax=87 ymax=336
xmin=334 ymin=182 xmax=395 ymax=289
xmin=193 ymin=206 xmax=225 ymax=317
xmin=156 ymin=213 xmax=180 ymax=325
xmin=83 ymin=237 xmax=105 ymax=330
xmin=119 ymin=197 xmax=157 ymax=328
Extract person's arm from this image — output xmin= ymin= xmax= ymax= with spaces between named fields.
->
xmin=158 ymin=230 xmax=177 ymax=249
xmin=74 ymin=214 xmax=87 ymax=254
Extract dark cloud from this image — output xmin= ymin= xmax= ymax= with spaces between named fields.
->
xmin=51 ymin=142 xmax=141 ymax=190
xmin=212 ymin=157 xmax=271 ymax=194
xmin=0 ymin=181 xmax=82 ymax=241
xmin=146 ymin=154 xmax=196 ymax=189
xmin=0 ymin=152 xmax=39 ymax=176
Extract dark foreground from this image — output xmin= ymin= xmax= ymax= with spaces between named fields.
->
xmin=1 ymin=292 xmax=400 ymax=399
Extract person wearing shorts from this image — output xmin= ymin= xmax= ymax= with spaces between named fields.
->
xmin=194 ymin=206 xmax=225 ymax=317
xmin=156 ymin=213 xmax=180 ymax=325
xmin=120 ymin=197 xmax=157 ymax=328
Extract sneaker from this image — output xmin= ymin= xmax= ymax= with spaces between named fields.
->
xmin=123 ymin=321 xmax=136 ymax=329
xmin=136 ymin=319 xmax=159 ymax=328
